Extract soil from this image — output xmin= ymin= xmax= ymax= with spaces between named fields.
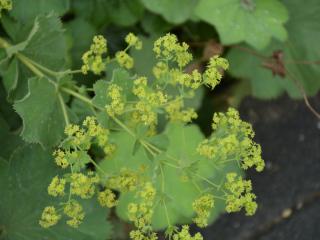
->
xmin=200 ymin=94 xmax=320 ymax=240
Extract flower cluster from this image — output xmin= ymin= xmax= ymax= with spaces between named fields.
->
xmin=125 ymin=33 xmax=143 ymax=50
xmin=81 ymin=35 xmax=107 ymax=75
xmin=0 ymin=0 xmax=12 ymax=15
xmin=131 ymin=77 xmax=168 ymax=126
xmin=197 ymin=108 xmax=265 ymax=172
xmin=40 ymin=117 xmax=116 ymax=228
xmin=39 ymin=206 xmax=61 ymax=228
xmin=165 ymin=98 xmax=197 ymax=123
xmin=203 ymin=56 xmax=229 ymax=89
xmin=153 ymin=33 xmax=192 ymax=68
xmin=39 ymin=33 xmax=264 ymax=239
xmin=64 ymin=200 xmax=85 ymax=227
xmin=106 ymin=84 xmax=125 ymax=116
xmin=192 ymin=194 xmax=214 ymax=228
xmin=98 ymin=189 xmax=118 ymax=208
xmin=128 ymin=182 xmax=157 ymax=240
xmin=116 ymin=51 xmax=134 ymax=69
xmin=224 ymin=173 xmax=257 ymax=216
xmin=108 ymin=168 xmax=139 ymax=192
xmin=172 ymin=225 xmax=203 ymax=240
xmin=70 ymin=172 xmax=99 ymax=199
xmin=48 ymin=176 xmax=66 ymax=197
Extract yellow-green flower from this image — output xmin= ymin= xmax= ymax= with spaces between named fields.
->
xmin=39 ymin=206 xmax=61 ymax=228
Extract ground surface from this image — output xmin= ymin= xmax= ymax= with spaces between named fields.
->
xmin=201 ymin=94 xmax=320 ymax=240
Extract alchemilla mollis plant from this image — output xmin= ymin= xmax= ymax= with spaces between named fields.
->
xmin=0 ymin=1 xmax=265 ymax=239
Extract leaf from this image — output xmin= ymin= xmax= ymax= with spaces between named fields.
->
xmin=140 ymin=12 xmax=173 ymax=35
xmin=106 ymin=0 xmax=145 ymax=27
xmin=9 ymin=0 xmax=70 ymax=23
xmin=71 ymin=0 xmax=111 ymax=28
xmin=195 ymin=0 xmax=288 ymax=49
xmin=140 ymin=0 xmax=199 ymax=24
xmin=227 ymin=0 xmax=320 ymax=98
xmin=131 ymin=35 xmax=158 ymax=80
xmin=72 ymin=0 xmax=144 ymax=28
xmin=0 ymin=14 xmax=68 ymax=101
xmin=14 ymin=77 xmax=71 ymax=147
xmin=227 ymin=46 xmax=285 ymax=99
xmin=0 ymin=144 xmax=112 ymax=240
xmin=0 ymin=116 xmax=22 ymax=159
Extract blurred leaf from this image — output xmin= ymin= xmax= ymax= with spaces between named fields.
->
xmin=9 ymin=0 xmax=70 ymax=24
xmin=0 ymin=144 xmax=112 ymax=240
xmin=0 ymin=116 xmax=22 ymax=159
xmin=131 ymin=35 xmax=158 ymax=80
xmin=141 ymin=12 xmax=173 ymax=35
xmin=106 ymin=0 xmax=145 ymax=27
xmin=140 ymin=0 xmax=198 ymax=24
xmin=195 ymin=0 xmax=288 ymax=49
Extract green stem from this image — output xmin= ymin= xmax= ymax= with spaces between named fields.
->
xmin=61 ymin=87 xmax=100 ymax=109
xmin=16 ymin=53 xmax=45 ymax=78
xmin=162 ymin=199 xmax=171 ymax=227
xmin=58 ymin=93 xmax=70 ymax=126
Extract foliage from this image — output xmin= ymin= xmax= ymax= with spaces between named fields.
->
xmin=5 ymin=0 xmax=315 ymax=239
xmin=227 ymin=0 xmax=320 ymax=99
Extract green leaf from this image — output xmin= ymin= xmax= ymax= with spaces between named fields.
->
xmin=0 ymin=116 xmax=22 ymax=159
xmin=0 ymin=144 xmax=112 ymax=240
xmin=141 ymin=12 xmax=173 ymax=35
xmin=227 ymin=45 xmax=284 ymax=99
xmin=106 ymin=0 xmax=145 ymax=27
xmin=14 ymin=77 xmax=71 ymax=147
xmin=195 ymin=0 xmax=288 ymax=49
xmin=140 ymin=0 xmax=199 ymax=24
xmin=1 ymin=14 xmax=68 ymax=101
xmin=71 ymin=0 xmax=111 ymax=28
xmin=72 ymin=0 xmax=144 ymax=28
xmin=227 ymin=0 xmax=320 ymax=98
xmin=9 ymin=0 xmax=70 ymax=23
xmin=131 ymin=35 xmax=158 ymax=80
xmin=0 ymin=82 xmax=20 ymax=130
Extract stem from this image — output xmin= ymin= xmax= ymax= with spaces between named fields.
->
xmin=61 ymin=87 xmax=99 ymax=108
xmin=90 ymin=159 xmax=108 ymax=176
xmin=111 ymin=116 xmax=135 ymax=137
xmin=162 ymin=199 xmax=171 ymax=227
xmin=159 ymin=164 xmax=165 ymax=192
xmin=191 ymin=172 xmax=220 ymax=189
xmin=58 ymin=93 xmax=70 ymax=126
xmin=16 ymin=53 xmax=45 ymax=78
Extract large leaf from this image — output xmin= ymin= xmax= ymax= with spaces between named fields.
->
xmin=72 ymin=0 xmax=144 ymax=28
xmin=140 ymin=0 xmax=198 ymax=24
xmin=0 ymin=116 xmax=22 ymax=159
xmin=14 ymin=77 xmax=71 ymax=147
xmin=0 ymin=144 xmax=112 ymax=240
xmin=195 ymin=0 xmax=288 ymax=49
xmin=100 ymin=122 xmax=240 ymax=229
xmin=227 ymin=0 xmax=320 ymax=98
xmin=9 ymin=0 xmax=70 ymax=23
xmin=1 ymin=14 xmax=68 ymax=101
